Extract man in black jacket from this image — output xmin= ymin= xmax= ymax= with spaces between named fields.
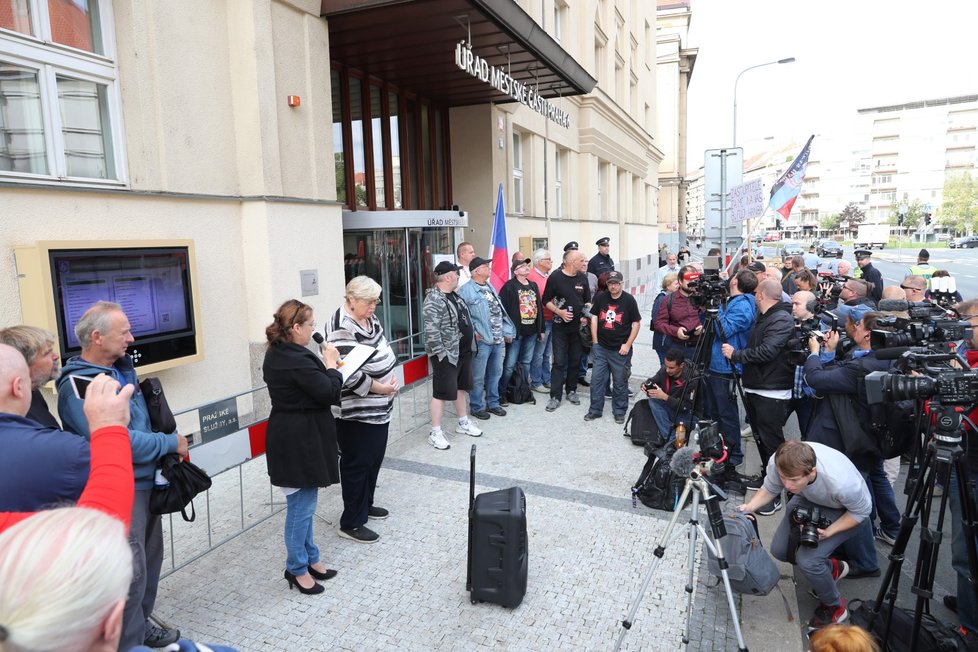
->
xmin=854 ymin=249 xmax=883 ymax=304
xmin=722 ymin=279 xmax=795 ymax=514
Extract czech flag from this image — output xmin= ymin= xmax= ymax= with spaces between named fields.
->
xmin=489 ymin=182 xmax=509 ymax=291
xmin=769 ymin=135 xmax=814 ymax=221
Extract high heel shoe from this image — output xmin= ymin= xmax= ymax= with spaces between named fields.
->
xmin=284 ymin=569 xmax=324 ymax=594
xmin=307 ymin=565 xmax=338 ymax=581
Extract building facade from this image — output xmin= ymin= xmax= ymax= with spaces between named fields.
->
xmin=1 ymin=0 xmax=676 ymax=408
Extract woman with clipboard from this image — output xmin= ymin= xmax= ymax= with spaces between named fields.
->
xmin=325 ymin=276 xmax=399 ymax=544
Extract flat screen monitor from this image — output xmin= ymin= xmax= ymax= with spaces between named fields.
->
xmin=47 ymin=245 xmax=200 ymax=368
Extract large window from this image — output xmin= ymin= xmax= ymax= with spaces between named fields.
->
xmin=0 ymin=0 xmax=122 ymax=183
xmin=330 ymin=63 xmax=450 ymax=210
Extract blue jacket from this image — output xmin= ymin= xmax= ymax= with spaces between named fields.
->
xmin=457 ymin=280 xmax=516 ymax=343
xmin=57 ymin=354 xmax=178 ymax=490
xmin=0 ymin=413 xmax=90 ymax=511
xmin=708 ymin=293 xmax=756 ymax=375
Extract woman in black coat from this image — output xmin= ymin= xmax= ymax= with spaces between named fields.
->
xmin=263 ymin=299 xmax=342 ymax=595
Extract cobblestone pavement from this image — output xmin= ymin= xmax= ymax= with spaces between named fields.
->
xmin=155 ymin=301 xmax=769 ymax=651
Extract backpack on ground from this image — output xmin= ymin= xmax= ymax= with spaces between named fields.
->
xmin=623 ymin=398 xmax=664 ymax=448
xmin=849 ymin=598 xmax=968 ymax=652
xmin=705 ymin=512 xmax=780 ymax=596
xmin=506 ymin=363 xmax=535 ymax=405
xmin=631 ymin=446 xmax=682 ymax=512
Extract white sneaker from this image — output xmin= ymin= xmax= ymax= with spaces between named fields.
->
xmin=428 ymin=430 xmax=450 ymax=450
xmin=456 ymin=421 xmax=483 ymax=437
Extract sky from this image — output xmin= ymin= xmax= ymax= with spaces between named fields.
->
xmin=685 ymin=0 xmax=978 ymax=171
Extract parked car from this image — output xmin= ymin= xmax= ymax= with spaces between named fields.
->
xmin=950 ymin=236 xmax=978 ymax=249
xmin=779 ymin=240 xmax=805 ymax=257
xmin=763 ymin=232 xmax=780 ymax=242
xmin=815 ymin=239 xmax=843 ymax=258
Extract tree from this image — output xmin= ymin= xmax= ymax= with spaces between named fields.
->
xmin=838 ymin=202 xmax=865 ymax=237
xmin=887 ymin=197 xmax=923 ymax=231
xmin=820 ymin=214 xmax=840 ymax=232
xmin=941 ymin=172 xmax=978 ymax=235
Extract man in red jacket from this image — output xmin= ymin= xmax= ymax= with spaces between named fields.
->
xmin=653 ymin=265 xmax=703 ymax=359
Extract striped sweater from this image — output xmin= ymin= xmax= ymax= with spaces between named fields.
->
xmin=324 ymin=306 xmax=398 ymax=424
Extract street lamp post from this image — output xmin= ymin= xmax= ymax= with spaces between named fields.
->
xmin=724 ymin=57 xmax=795 ymax=261
xmin=732 ymin=57 xmax=795 ymax=148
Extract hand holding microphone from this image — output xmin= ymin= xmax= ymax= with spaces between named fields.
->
xmin=312 ymin=332 xmax=340 ymax=369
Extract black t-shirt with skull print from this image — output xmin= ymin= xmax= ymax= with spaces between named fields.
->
xmin=590 ymin=290 xmax=642 ymax=350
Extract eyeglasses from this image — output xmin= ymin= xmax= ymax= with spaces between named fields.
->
xmin=356 ymin=298 xmax=380 ymax=306
xmin=900 ymin=285 xmax=924 ymax=292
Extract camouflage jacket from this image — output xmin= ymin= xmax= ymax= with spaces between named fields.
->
xmin=423 ymin=288 xmax=474 ymax=366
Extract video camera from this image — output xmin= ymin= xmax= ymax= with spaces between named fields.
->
xmin=870 ymin=302 xmax=971 ymax=349
xmin=866 ymin=355 xmax=978 ymax=408
xmin=687 ymin=255 xmax=728 ymax=310
xmin=791 ymin=506 xmax=832 ymax=548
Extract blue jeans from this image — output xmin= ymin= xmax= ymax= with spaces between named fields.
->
xmin=588 ymin=345 xmax=631 ymax=418
xmin=530 ymin=320 xmax=553 ymax=386
xmin=867 ymin=460 xmax=900 ymax=538
xmin=284 ymin=487 xmax=320 ymax=576
xmin=648 ymin=397 xmax=693 ymax=444
xmin=702 ymin=374 xmax=743 ymax=467
xmin=471 ymin=339 xmax=504 ymax=412
xmin=839 ymin=477 xmax=880 ymax=575
xmin=500 ymin=333 xmax=536 ymax=396
xmin=950 ymin=471 xmax=978 ymax=633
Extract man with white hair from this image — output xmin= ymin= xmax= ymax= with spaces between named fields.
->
xmin=528 ymin=248 xmax=554 ymax=392
xmin=0 ymin=325 xmax=61 ymax=428
xmin=656 ymin=252 xmax=680 ymax=290
xmin=57 ymin=301 xmax=188 ymax=650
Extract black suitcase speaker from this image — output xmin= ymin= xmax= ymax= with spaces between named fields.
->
xmin=466 ymin=445 xmax=528 ymax=608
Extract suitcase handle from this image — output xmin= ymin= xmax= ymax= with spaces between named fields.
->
xmin=466 ymin=444 xmax=476 ymax=592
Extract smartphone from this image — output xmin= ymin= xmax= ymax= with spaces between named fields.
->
xmin=69 ymin=375 xmax=93 ymax=400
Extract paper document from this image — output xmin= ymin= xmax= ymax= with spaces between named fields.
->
xmin=339 ymin=343 xmax=375 ymax=382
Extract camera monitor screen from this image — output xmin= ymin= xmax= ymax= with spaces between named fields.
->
xmin=703 ymin=255 xmax=721 ymax=273
xmin=48 ymin=246 xmax=199 ymax=368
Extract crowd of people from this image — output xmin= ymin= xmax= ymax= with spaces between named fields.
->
xmin=3 ymin=234 xmax=978 ymax=649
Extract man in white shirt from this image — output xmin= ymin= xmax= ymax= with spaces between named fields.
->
xmin=456 ymin=241 xmax=476 ymax=287
xmin=655 ymin=252 xmax=680 ymax=290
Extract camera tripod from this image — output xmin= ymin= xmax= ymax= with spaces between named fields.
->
xmin=613 ymin=460 xmax=749 ymax=651
xmin=865 ymin=402 xmax=978 ymax=650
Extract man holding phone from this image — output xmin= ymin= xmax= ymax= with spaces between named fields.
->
xmin=641 ymin=348 xmax=698 ymax=444
xmin=57 ymin=301 xmax=188 ymax=650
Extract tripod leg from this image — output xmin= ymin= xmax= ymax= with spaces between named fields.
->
xmin=613 ymin=479 xmax=697 ymax=652
xmin=681 ymin=491 xmax=701 ymax=646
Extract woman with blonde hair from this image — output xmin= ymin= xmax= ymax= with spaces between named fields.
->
xmin=263 ymin=299 xmax=342 ymax=595
xmin=650 ymin=273 xmax=680 ymax=367
xmin=325 ymin=276 xmax=399 ymax=544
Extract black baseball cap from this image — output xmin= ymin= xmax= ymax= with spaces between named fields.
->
xmin=433 ymin=261 xmax=462 ymax=276
xmin=469 ymin=256 xmax=490 ymax=271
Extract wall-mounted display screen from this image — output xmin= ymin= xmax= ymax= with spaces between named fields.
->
xmin=48 ymin=246 xmax=199 ymax=367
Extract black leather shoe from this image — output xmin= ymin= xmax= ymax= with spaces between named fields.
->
xmin=307 ymin=565 xmax=338 ymax=581
xmin=488 ymin=406 xmax=507 ymax=417
xmin=284 ymin=569 xmax=324 ymax=594
xmin=577 ymin=377 xmax=590 ymax=387
xmin=471 ymin=410 xmax=490 ymax=420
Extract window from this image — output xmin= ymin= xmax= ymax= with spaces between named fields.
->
xmin=595 ymin=158 xmax=605 ymax=219
xmin=553 ymin=0 xmax=566 ymax=43
xmin=0 ymin=0 xmax=122 ymax=182
xmin=512 ymin=131 xmax=524 ymax=214
xmin=554 ymin=147 xmax=563 ymax=218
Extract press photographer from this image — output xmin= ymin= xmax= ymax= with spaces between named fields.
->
xmin=701 ymin=268 xmax=757 ymax=491
xmin=786 ymin=291 xmax=819 ymax=434
xmin=653 ymin=265 xmax=704 ymax=358
xmin=722 ymin=279 xmax=795 ymax=514
xmin=738 ymin=440 xmax=872 ymax=632
xmin=641 ymin=348 xmax=699 ymax=446
xmin=803 ymin=306 xmax=899 ymax=576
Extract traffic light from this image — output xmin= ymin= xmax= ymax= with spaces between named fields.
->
xmin=897 ymin=213 xmax=904 ymax=226
xmin=924 ymin=212 xmax=932 ymax=226
xmin=775 ymin=218 xmax=782 ymax=230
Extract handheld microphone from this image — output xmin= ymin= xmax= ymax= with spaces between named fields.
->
xmin=877 ymin=299 xmax=910 ymax=312
xmin=312 ymin=332 xmax=325 ymax=347
xmin=670 ymin=446 xmax=696 ymax=478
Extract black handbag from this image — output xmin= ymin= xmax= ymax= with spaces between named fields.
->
xmin=139 ymin=377 xmax=177 ymax=433
xmin=149 ymin=453 xmax=212 ymax=521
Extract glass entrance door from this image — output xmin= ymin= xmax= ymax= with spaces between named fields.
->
xmin=343 ymin=226 xmax=456 ymax=363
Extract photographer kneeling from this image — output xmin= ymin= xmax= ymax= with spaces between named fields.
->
xmin=641 ymin=347 xmax=698 ymax=445
xmin=739 ymin=440 xmax=871 ymax=632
